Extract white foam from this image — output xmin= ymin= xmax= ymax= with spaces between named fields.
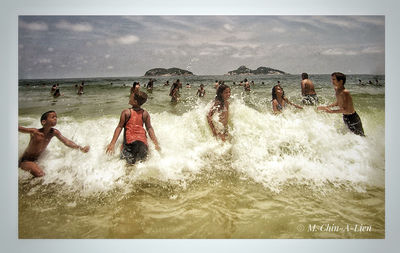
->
xmin=18 ymin=97 xmax=384 ymax=195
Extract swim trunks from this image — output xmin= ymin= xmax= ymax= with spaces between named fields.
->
xmin=18 ymin=156 xmax=37 ymax=166
xmin=302 ymin=94 xmax=319 ymax=105
xmin=121 ymin=140 xmax=148 ymax=164
xmin=343 ymin=111 xmax=365 ymax=136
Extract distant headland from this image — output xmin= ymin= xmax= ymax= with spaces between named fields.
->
xmin=144 ymin=68 xmax=194 ymax=77
xmin=226 ymin=66 xmax=286 ymax=75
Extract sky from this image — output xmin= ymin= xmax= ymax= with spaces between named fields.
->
xmin=18 ymin=15 xmax=385 ymax=79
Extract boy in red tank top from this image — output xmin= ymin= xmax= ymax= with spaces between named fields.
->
xmin=106 ymin=91 xmax=160 ymax=164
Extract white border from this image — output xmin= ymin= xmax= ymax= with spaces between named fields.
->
xmin=2 ymin=0 xmax=399 ymax=252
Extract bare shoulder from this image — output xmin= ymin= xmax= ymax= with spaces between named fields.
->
xmin=142 ymin=109 xmax=150 ymax=119
xmin=52 ymin=128 xmax=61 ymax=137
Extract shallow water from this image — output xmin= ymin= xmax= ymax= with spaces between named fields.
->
xmin=18 ymin=74 xmax=385 ymax=238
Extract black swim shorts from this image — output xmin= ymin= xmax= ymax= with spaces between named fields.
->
xmin=343 ymin=111 xmax=365 ymax=136
xmin=121 ymin=140 xmax=148 ymax=165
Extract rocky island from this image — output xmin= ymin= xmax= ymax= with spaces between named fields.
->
xmin=227 ymin=65 xmax=286 ymax=75
xmin=144 ymin=67 xmax=194 ymax=77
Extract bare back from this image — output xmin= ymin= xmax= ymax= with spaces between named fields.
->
xmin=301 ymin=79 xmax=316 ymax=96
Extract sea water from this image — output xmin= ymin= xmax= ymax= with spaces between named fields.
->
xmin=18 ymin=74 xmax=385 ymax=238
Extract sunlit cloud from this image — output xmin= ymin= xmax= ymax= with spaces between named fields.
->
xmin=19 ymin=20 xmax=48 ymax=31
xmin=55 ymin=20 xmax=93 ymax=32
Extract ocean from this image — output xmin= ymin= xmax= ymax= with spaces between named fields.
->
xmin=18 ymin=74 xmax=385 ymax=238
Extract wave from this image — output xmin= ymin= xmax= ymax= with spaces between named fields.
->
xmin=18 ymin=97 xmax=385 ymax=195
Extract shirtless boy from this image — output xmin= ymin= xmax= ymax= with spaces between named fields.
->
xmin=18 ymin=111 xmax=90 ymax=177
xmin=317 ymin=72 xmax=365 ymax=136
xmin=301 ymin=73 xmax=318 ymax=105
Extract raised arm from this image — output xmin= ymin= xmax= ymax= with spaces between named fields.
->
xmin=54 ymin=129 xmax=90 ymax=152
xmin=285 ymin=98 xmax=303 ymax=109
xmin=143 ymin=110 xmax=161 ymax=151
xmin=106 ymin=109 xmax=128 ymax=154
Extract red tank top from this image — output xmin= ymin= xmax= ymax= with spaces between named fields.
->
xmin=125 ymin=109 xmax=148 ymax=145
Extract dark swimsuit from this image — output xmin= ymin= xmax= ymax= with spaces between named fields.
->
xmin=343 ymin=111 xmax=365 ymax=136
xmin=121 ymin=109 xmax=148 ymax=165
xmin=302 ymin=94 xmax=319 ymax=105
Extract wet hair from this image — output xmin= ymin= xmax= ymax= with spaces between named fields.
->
xmin=301 ymin=73 xmax=308 ymax=80
xmin=134 ymin=91 xmax=148 ymax=106
xmin=200 ymin=84 xmax=204 ymax=87
xmin=40 ymin=110 xmax=56 ymax=124
xmin=271 ymin=85 xmax=284 ymax=101
xmin=133 ymin=81 xmax=138 ymax=87
xmin=216 ymin=84 xmax=230 ymax=102
xmin=244 ymin=78 xmax=248 ymax=82
xmin=331 ymin=72 xmax=346 ymax=85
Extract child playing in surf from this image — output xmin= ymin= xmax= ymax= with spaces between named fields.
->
xmin=169 ymin=79 xmax=181 ymax=102
xmin=317 ymin=72 xmax=365 ymax=136
xmin=272 ymin=85 xmax=303 ymax=113
xmin=18 ymin=111 xmax=90 ymax=177
xmin=196 ymin=84 xmax=206 ymax=97
xmin=106 ymin=91 xmax=160 ymax=164
xmin=207 ymin=84 xmax=231 ymax=142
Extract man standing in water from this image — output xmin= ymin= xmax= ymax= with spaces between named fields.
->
xmin=300 ymin=73 xmax=318 ymax=105
xmin=318 ymin=72 xmax=365 ymax=136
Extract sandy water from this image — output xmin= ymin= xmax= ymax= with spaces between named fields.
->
xmin=18 ymin=74 xmax=385 ymax=238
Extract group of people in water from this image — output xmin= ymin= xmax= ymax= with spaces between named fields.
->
xmin=50 ymin=81 xmax=85 ymax=98
xmin=19 ymin=71 xmax=365 ymax=178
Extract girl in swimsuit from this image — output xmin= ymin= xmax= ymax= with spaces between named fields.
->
xmin=207 ymin=84 xmax=231 ymax=142
xmin=272 ymin=85 xmax=303 ymax=113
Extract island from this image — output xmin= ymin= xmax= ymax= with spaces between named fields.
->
xmin=227 ymin=66 xmax=286 ymax=75
xmin=144 ymin=67 xmax=194 ymax=77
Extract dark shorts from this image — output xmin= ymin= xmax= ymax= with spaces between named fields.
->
xmin=302 ymin=94 xmax=319 ymax=105
xmin=18 ymin=156 xmax=37 ymax=167
xmin=343 ymin=112 xmax=365 ymax=136
xmin=121 ymin=141 xmax=148 ymax=165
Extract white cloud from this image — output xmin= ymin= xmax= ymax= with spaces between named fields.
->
xmin=36 ymin=58 xmax=52 ymax=64
xmin=105 ymin=54 xmax=111 ymax=58
xmin=107 ymin=66 xmax=114 ymax=70
xmin=55 ymin=20 xmax=93 ymax=32
xmin=116 ymin=35 xmax=139 ymax=45
xmin=224 ymin=24 xmax=233 ymax=31
xmin=272 ymin=27 xmax=286 ymax=33
xmin=48 ymin=47 xmax=54 ymax=52
xmin=361 ymin=46 xmax=384 ymax=54
xmin=321 ymin=48 xmax=358 ymax=56
xmin=19 ymin=20 xmax=48 ymax=31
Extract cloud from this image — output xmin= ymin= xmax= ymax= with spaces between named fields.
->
xmin=19 ymin=20 xmax=48 ymax=31
xmin=107 ymin=66 xmax=114 ymax=70
xmin=321 ymin=48 xmax=358 ymax=56
xmin=224 ymin=24 xmax=233 ymax=31
xmin=35 ymin=58 xmax=52 ymax=64
xmin=55 ymin=20 xmax=93 ymax=32
xmin=361 ymin=46 xmax=384 ymax=54
xmin=116 ymin=35 xmax=140 ymax=45
xmin=48 ymin=47 xmax=54 ymax=52
xmin=272 ymin=27 xmax=286 ymax=33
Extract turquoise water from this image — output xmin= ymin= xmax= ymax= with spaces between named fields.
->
xmin=18 ymin=74 xmax=385 ymax=238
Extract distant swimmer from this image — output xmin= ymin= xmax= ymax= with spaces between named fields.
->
xmin=358 ymin=79 xmax=364 ymax=86
xmin=146 ymin=79 xmax=154 ymax=91
xmin=244 ymin=78 xmax=251 ymax=91
xmin=131 ymin=81 xmax=140 ymax=94
xmin=53 ymin=88 xmax=61 ymax=98
xmin=77 ymin=81 xmax=85 ymax=95
xmin=50 ymin=84 xmax=58 ymax=94
xmin=300 ymin=73 xmax=318 ymax=105
xmin=207 ymin=84 xmax=231 ymax=142
xmin=164 ymin=80 xmax=170 ymax=86
xmin=214 ymin=80 xmax=219 ymax=89
xmin=272 ymin=85 xmax=303 ymax=113
xmin=196 ymin=84 xmax=206 ymax=97
xmin=106 ymin=91 xmax=160 ymax=164
xmin=317 ymin=72 xmax=365 ymax=136
xmin=186 ymin=83 xmax=191 ymax=88
xmin=18 ymin=111 xmax=90 ymax=177
xmin=169 ymin=79 xmax=181 ymax=102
